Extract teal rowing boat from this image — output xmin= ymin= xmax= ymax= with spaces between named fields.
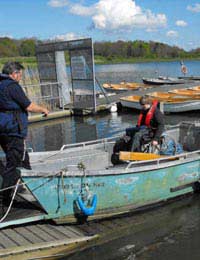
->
xmin=0 ymin=122 xmax=199 ymax=228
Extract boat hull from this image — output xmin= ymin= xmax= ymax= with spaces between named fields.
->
xmin=120 ymin=97 xmax=200 ymax=113
xmin=178 ymin=76 xmax=200 ymax=80
xmin=142 ymin=78 xmax=185 ymax=85
xmin=22 ymin=158 xmax=200 ymax=223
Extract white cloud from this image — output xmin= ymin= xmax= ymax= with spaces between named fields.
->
xmin=187 ymin=3 xmax=200 ymax=13
xmin=0 ymin=34 xmax=13 ymax=38
xmin=53 ymin=32 xmax=86 ymax=41
xmin=48 ymin=0 xmax=69 ymax=7
xmin=187 ymin=41 xmax=200 ymax=49
xmin=69 ymin=4 xmax=94 ymax=16
xmin=176 ymin=20 xmax=187 ymax=27
xmin=69 ymin=0 xmax=167 ymax=32
xmin=166 ymin=30 xmax=178 ymax=37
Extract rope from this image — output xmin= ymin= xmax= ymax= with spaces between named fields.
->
xmin=77 ymin=162 xmax=93 ymax=201
xmin=0 ymin=179 xmax=20 ymax=223
xmin=0 ymin=170 xmax=63 ymax=194
xmin=61 ymin=171 xmax=67 ymax=203
xmin=0 ymin=169 xmax=69 ymax=221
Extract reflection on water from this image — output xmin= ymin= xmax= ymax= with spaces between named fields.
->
xmin=61 ymin=195 xmax=200 ymax=260
xmin=28 ymin=110 xmax=199 ymax=152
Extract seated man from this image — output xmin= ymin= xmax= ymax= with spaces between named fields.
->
xmin=131 ymin=96 xmax=165 ymax=152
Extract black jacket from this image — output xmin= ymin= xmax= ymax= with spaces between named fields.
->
xmin=140 ymin=107 xmax=165 ymax=141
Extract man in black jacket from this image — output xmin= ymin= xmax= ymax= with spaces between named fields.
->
xmin=131 ymin=96 xmax=165 ymax=152
xmin=0 ymin=61 xmax=49 ymax=201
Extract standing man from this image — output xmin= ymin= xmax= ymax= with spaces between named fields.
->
xmin=131 ymin=96 xmax=165 ymax=152
xmin=0 ymin=61 xmax=49 ymax=198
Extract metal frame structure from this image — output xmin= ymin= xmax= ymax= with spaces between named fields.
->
xmin=36 ymin=38 xmax=98 ymax=112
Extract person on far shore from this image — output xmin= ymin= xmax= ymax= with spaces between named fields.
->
xmin=0 ymin=61 xmax=49 ymax=202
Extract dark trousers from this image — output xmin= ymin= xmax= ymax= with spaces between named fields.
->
xmin=0 ymin=135 xmax=31 ymax=189
xmin=131 ymin=128 xmax=152 ymax=152
xmin=126 ymin=127 xmax=139 ymax=138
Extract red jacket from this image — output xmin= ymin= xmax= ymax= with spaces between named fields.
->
xmin=137 ymin=100 xmax=158 ymax=127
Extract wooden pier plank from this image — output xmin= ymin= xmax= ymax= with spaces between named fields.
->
xmin=36 ymin=224 xmax=69 ymax=240
xmin=25 ymin=225 xmax=56 ymax=242
xmin=0 ymin=232 xmax=18 ymax=249
xmin=50 ymin=224 xmax=84 ymax=239
xmin=2 ymin=228 xmax=31 ymax=247
xmin=61 ymin=225 xmax=86 ymax=237
xmin=14 ymin=226 xmax=45 ymax=244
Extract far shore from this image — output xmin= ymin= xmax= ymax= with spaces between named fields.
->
xmin=0 ymin=56 xmax=200 ymax=69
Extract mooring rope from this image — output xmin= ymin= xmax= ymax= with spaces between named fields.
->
xmin=0 ymin=179 xmax=20 ymax=223
xmin=0 ymin=169 xmax=68 ymax=222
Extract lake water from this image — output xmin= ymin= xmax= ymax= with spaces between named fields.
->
xmin=28 ymin=61 xmax=200 ymax=260
xmin=95 ymin=60 xmax=200 ymax=85
xmin=28 ymin=60 xmax=200 ymax=151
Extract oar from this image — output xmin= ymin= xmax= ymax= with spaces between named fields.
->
xmin=119 ymin=151 xmax=163 ymax=161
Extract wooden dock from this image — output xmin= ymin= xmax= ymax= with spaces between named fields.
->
xmin=28 ymin=109 xmax=72 ymax=123
xmin=0 ymin=193 xmax=198 ymax=259
xmin=0 ymin=222 xmax=98 ymax=260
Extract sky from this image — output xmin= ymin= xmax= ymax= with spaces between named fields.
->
xmin=0 ymin=0 xmax=200 ymax=51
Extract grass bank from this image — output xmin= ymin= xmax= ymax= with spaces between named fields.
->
xmin=0 ymin=56 xmax=199 ymax=69
xmin=0 ymin=57 xmax=37 ymax=70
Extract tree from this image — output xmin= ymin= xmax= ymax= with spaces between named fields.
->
xmin=0 ymin=37 xmax=19 ymax=57
xmin=19 ymin=39 xmax=36 ymax=56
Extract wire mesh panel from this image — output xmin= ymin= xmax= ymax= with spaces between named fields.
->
xmin=36 ymin=52 xmax=57 ymax=82
xmin=22 ymin=82 xmax=63 ymax=112
xmin=36 ymin=51 xmax=61 ymax=108
xmin=36 ymin=38 xmax=96 ymax=110
xmin=69 ymin=39 xmax=95 ymax=110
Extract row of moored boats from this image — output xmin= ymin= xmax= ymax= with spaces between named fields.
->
xmin=103 ymin=77 xmax=200 ymax=113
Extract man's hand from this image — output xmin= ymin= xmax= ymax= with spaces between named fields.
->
xmin=152 ymin=140 xmax=158 ymax=146
xmin=42 ymin=108 xmax=49 ymax=117
xmin=27 ymin=102 xmax=49 ymax=116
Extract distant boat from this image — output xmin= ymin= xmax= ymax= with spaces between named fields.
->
xmin=190 ymin=86 xmax=200 ymax=91
xmin=120 ymin=93 xmax=200 ymax=113
xmin=146 ymin=91 xmax=200 ymax=100
xmin=120 ymin=81 xmax=150 ymax=89
xmin=168 ymin=88 xmax=200 ymax=97
xmin=178 ymin=76 xmax=200 ymax=80
xmin=103 ymin=82 xmax=147 ymax=92
xmin=103 ymin=83 xmax=130 ymax=92
xmin=142 ymin=77 xmax=185 ymax=85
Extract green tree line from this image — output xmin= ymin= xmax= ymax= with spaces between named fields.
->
xmin=0 ymin=37 xmax=199 ymax=63
xmin=94 ymin=40 xmax=200 ymax=60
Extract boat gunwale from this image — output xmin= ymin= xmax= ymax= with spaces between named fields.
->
xmin=21 ymin=150 xmax=200 ymax=177
xmin=120 ymin=95 xmax=200 ymax=104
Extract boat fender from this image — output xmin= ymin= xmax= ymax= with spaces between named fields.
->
xmin=77 ymin=194 xmax=97 ymax=216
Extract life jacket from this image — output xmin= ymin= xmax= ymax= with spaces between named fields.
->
xmin=0 ymin=78 xmax=28 ymax=137
xmin=137 ymin=100 xmax=158 ymax=128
